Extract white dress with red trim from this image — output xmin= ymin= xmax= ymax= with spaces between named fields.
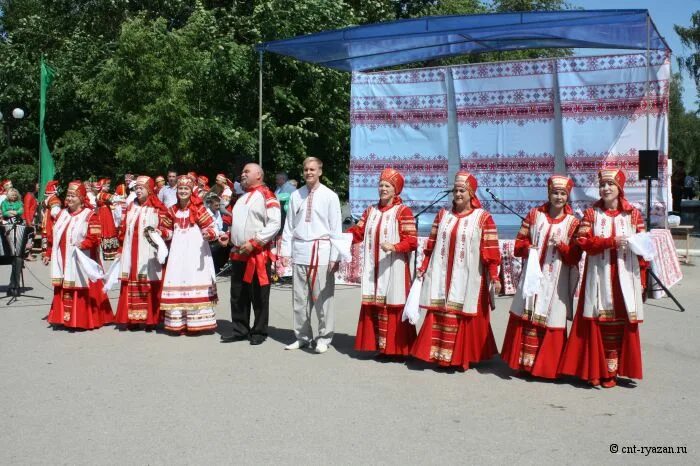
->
xmin=160 ymin=205 xmax=218 ymax=333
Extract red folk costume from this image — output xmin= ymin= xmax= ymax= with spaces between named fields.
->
xmin=160 ymin=175 xmax=218 ymax=333
xmin=41 ymin=181 xmax=62 ymax=255
xmin=411 ymin=172 xmax=501 ymax=370
xmin=558 ymin=169 xmax=647 ymax=387
xmin=348 ymin=168 xmax=418 ymax=356
xmin=114 ymin=176 xmax=173 ymax=328
xmin=500 ymin=176 xmax=581 ymax=378
xmin=46 ymin=181 xmax=113 ymax=329
xmin=95 ymin=178 xmax=119 ymax=260
xmin=22 ymin=191 xmax=38 ymax=225
xmin=154 ymin=176 xmax=166 ymax=194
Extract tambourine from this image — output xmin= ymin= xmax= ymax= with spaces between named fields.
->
xmin=143 ymin=226 xmax=158 ymax=248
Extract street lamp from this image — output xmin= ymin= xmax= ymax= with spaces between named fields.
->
xmin=1 ymin=107 xmax=25 ymax=146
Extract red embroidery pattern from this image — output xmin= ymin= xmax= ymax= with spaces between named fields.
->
xmin=352 ymin=69 xmax=446 ymax=85
xmin=305 ymin=188 xmax=316 ymax=223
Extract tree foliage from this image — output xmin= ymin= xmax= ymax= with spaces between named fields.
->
xmin=0 ymin=0 xmax=593 ymax=196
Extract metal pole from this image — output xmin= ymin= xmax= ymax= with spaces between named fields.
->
xmin=645 ymin=14 xmax=651 ymax=152
xmin=258 ymin=50 xmax=263 ymax=167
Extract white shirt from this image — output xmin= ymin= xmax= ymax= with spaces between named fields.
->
xmin=206 ymin=207 xmax=224 ymax=233
xmin=281 ymin=183 xmax=342 ymax=265
xmin=230 ymin=188 xmax=281 ymax=250
xmin=158 ymin=184 xmax=178 ymax=208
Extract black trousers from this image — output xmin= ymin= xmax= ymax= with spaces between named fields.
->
xmin=229 ymin=260 xmax=271 ymax=337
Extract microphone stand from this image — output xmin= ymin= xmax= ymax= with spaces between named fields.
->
xmin=412 ymin=190 xmax=451 ymax=276
xmin=485 ymin=189 xmax=525 ymax=221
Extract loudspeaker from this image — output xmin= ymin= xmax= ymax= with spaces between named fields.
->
xmin=638 ymin=150 xmax=659 ymax=180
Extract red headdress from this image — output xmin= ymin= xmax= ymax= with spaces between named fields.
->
xmin=598 ymin=168 xmax=626 ymax=193
xmin=67 ymin=180 xmax=89 ymax=207
xmin=547 ymin=175 xmax=574 ymax=195
xmin=177 ymin=174 xmax=202 ymax=208
xmin=45 ymin=180 xmax=59 ymax=196
xmin=597 ymin=168 xmax=633 ymax=212
xmin=136 ymin=175 xmax=156 ymax=194
xmin=546 ymin=175 xmax=574 ymax=215
xmin=379 ymin=168 xmax=405 ymax=205
xmin=454 ymin=171 xmax=481 ymax=209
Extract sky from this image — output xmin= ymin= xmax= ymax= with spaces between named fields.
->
xmin=575 ymin=0 xmax=699 ymax=111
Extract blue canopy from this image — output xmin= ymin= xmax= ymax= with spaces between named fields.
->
xmin=255 ymin=10 xmax=670 ymax=72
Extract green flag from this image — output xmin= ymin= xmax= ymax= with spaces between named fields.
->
xmin=39 ymin=57 xmax=56 ymax=203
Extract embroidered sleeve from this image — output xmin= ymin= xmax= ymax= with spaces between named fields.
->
xmin=158 ymin=206 xmax=173 ymax=241
xmin=346 ymin=207 xmax=370 ymax=244
xmin=556 ymin=217 xmax=583 ymax=265
xmin=419 ymin=209 xmax=444 ymax=272
xmin=80 ymin=212 xmax=103 ymax=250
xmin=195 ymin=205 xmax=217 ymax=241
xmin=576 ymin=208 xmax=614 ymax=254
xmin=393 ymin=205 xmax=418 ymax=253
xmin=253 ymin=192 xmax=282 ymax=250
xmin=480 ymin=212 xmax=501 ymax=280
xmin=513 ymin=208 xmax=535 ymax=258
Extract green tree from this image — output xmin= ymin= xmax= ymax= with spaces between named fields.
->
xmin=674 ymin=11 xmax=700 ymax=101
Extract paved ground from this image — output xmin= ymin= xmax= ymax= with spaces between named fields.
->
xmin=1 ymin=259 xmax=698 ymax=465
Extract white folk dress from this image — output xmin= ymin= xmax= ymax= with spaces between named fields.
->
xmin=161 ymin=204 xmax=218 ymax=333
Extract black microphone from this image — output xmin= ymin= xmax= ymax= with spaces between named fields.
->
xmin=485 ymin=187 xmax=499 ymax=200
xmin=441 ymin=188 xmax=452 ymax=193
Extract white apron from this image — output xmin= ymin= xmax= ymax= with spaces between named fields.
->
xmin=510 ymin=210 xmax=578 ymax=328
xmin=419 ymin=209 xmax=486 ymax=315
xmin=360 ymin=205 xmax=410 ymax=306
xmin=583 ymin=208 xmax=644 ymax=322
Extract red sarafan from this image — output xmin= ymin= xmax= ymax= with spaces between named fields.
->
xmin=347 ymin=168 xmax=418 ymax=356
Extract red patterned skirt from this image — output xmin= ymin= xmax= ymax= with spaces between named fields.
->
xmin=47 ymin=284 xmax=114 ymax=330
xmin=354 ymin=304 xmax=416 ymax=356
xmin=558 ymin=310 xmax=642 ymax=382
xmin=500 ymin=313 xmax=566 ymax=379
xmin=97 ymin=206 xmax=119 ymax=260
xmin=410 ymin=307 xmax=498 ymax=370
xmin=114 ymin=280 xmax=163 ymax=326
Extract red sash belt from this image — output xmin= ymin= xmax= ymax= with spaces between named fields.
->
xmin=307 ymin=238 xmax=330 ymax=302
xmin=232 ymin=247 xmax=274 ymax=286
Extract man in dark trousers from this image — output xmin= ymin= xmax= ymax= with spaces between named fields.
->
xmin=218 ymin=163 xmax=281 ymax=345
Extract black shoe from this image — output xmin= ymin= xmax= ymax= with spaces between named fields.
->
xmin=220 ymin=334 xmax=248 ymax=343
xmin=249 ymin=335 xmax=266 ymax=345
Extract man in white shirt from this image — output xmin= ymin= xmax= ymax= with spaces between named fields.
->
xmin=158 ymin=170 xmax=178 ymax=208
xmin=280 ymin=157 xmax=342 ymax=354
xmin=218 ymin=163 xmax=281 ymax=345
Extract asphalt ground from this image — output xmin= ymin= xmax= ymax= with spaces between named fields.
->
xmin=0 ymin=259 xmax=698 ymax=465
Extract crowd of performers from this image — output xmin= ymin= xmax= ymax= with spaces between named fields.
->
xmin=23 ymin=157 xmax=647 ymax=389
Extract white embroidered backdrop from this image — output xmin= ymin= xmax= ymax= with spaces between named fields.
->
xmin=350 ymin=52 xmax=670 ymax=230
